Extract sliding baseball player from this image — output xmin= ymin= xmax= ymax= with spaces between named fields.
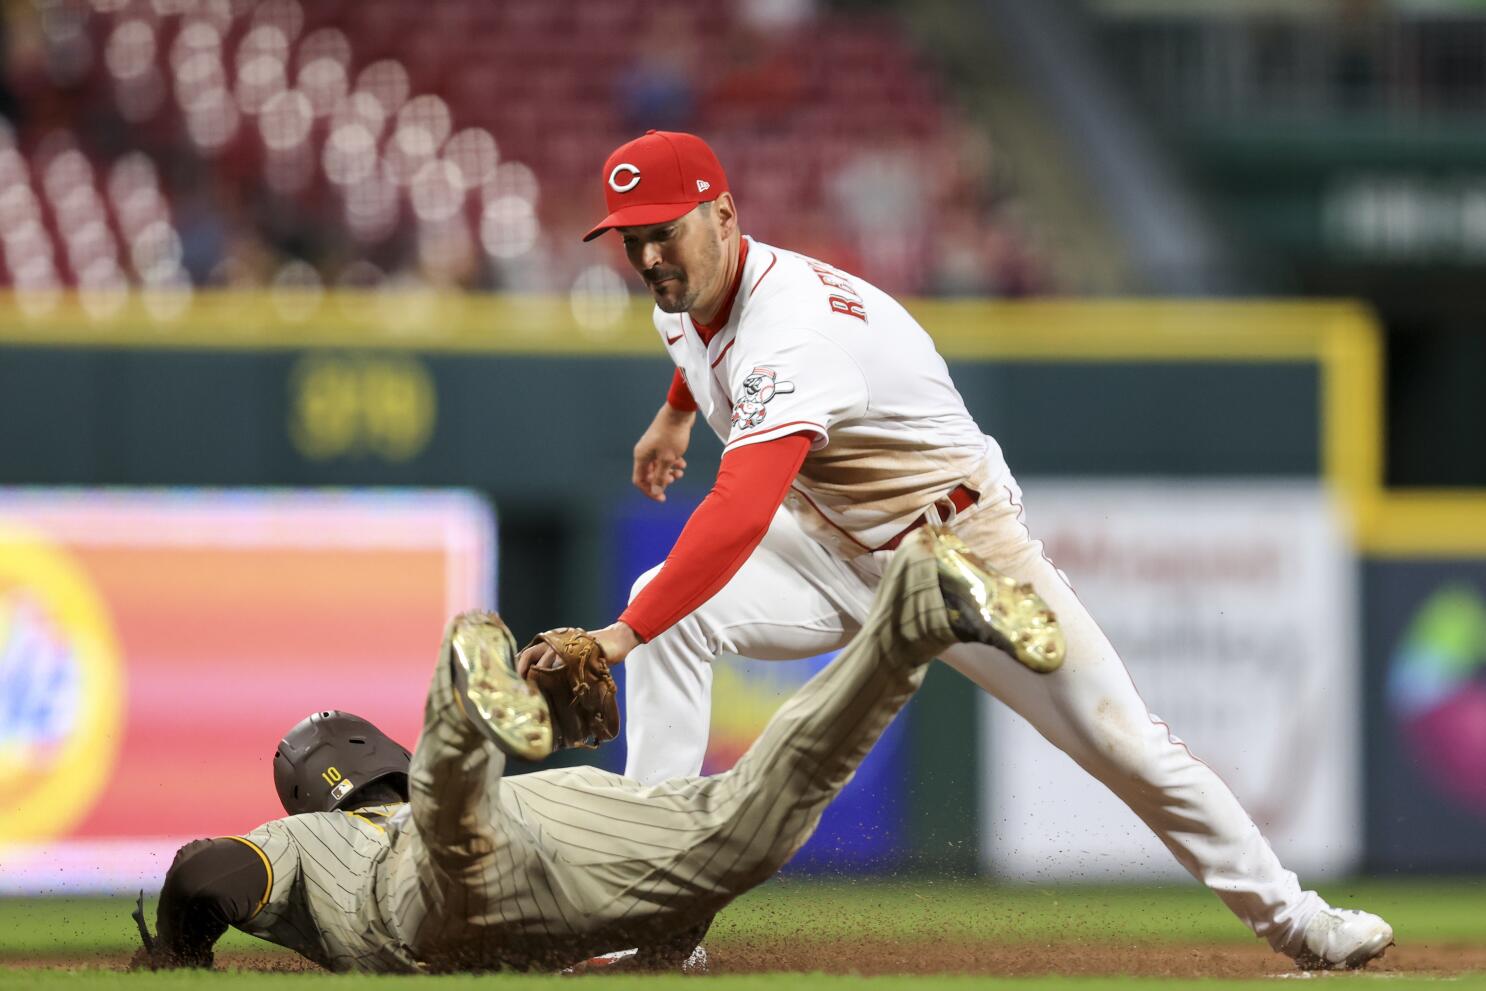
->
xmin=131 ymin=528 xmax=1038 ymax=973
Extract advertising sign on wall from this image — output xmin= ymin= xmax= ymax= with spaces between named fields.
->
xmin=1364 ymin=560 xmax=1486 ymax=872
xmin=0 ymin=489 xmax=495 ymax=893
xmin=980 ymin=481 xmax=1360 ymax=881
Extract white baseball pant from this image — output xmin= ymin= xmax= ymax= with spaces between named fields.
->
xmin=623 ymin=459 xmax=1324 ymax=956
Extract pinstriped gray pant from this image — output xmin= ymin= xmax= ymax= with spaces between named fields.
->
xmin=382 ymin=530 xmax=956 ymax=972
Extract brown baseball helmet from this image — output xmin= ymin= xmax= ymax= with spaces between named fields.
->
xmin=272 ymin=710 xmax=411 ymax=815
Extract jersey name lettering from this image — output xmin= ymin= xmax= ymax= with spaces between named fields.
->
xmin=828 ymin=296 xmax=868 ymax=322
xmin=807 ymin=259 xmax=868 ymax=323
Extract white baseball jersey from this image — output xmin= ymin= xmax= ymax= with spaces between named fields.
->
xmin=628 ymin=239 xmax=1332 ymax=960
xmin=658 ymin=236 xmax=999 ymax=550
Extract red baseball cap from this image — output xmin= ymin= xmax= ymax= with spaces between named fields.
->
xmin=582 ymin=130 xmax=729 ymax=242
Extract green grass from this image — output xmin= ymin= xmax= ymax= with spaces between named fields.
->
xmin=709 ymin=875 xmax=1486 ymax=943
xmin=3 ymin=877 xmax=1481 ymax=954
xmin=2 ymin=877 xmax=1483 ymax=989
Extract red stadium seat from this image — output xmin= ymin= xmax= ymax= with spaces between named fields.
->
xmin=0 ymin=0 xmax=1045 ymax=295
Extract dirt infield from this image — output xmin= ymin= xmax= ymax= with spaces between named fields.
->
xmin=6 ymin=941 xmax=1484 ymax=977
xmin=708 ymin=940 xmax=1486 ymax=978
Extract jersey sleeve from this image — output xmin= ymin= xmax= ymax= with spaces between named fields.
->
xmin=235 ymin=820 xmax=301 ymax=922
xmin=619 ymin=433 xmax=810 ymax=642
xmin=152 ymin=836 xmax=272 ymax=966
xmin=722 ymin=331 xmax=867 ymax=453
xmin=666 ymin=368 xmax=697 ymax=412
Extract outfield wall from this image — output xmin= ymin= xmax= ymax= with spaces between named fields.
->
xmin=2 ymin=293 xmax=1484 ymax=884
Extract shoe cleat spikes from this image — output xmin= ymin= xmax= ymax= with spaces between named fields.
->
xmin=929 ymin=527 xmax=1066 ymax=673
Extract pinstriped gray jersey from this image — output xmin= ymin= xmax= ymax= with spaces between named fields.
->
xmin=233 ymin=803 xmax=420 ymax=973
xmin=222 ymin=765 xmax=715 ymax=973
xmin=224 ymin=758 xmax=876 ymax=972
xmin=217 ymin=554 xmax=947 ymax=972
xmin=207 ymin=531 xmax=951 ymax=974
xmin=223 ymin=762 xmax=781 ymax=973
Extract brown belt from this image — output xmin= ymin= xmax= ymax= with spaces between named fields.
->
xmin=875 ymin=484 xmax=979 ymax=552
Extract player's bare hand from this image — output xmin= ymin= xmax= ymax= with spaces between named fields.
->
xmin=517 ymin=623 xmax=639 ymax=675
xmin=633 ymin=403 xmax=695 ymax=502
xmin=516 ymin=639 xmax=559 ymax=678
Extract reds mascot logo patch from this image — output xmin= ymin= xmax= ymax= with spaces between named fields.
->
xmin=731 ymin=367 xmax=795 ymax=431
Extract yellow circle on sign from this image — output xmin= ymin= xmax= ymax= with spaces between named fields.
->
xmin=0 ymin=524 xmax=125 ymax=843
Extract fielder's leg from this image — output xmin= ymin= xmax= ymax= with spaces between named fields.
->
xmin=623 ymin=506 xmax=873 ymax=783
xmin=499 ymin=531 xmax=1049 ymax=965
xmin=495 ymin=533 xmax=949 ymax=956
xmin=632 ymin=528 xmax=968 ymax=904
xmin=941 ymin=483 xmax=1350 ymax=959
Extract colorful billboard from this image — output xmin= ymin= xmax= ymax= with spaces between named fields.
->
xmin=979 ymin=481 xmax=1362 ymax=880
xmin=1364 ymin=561 xmax=1486 ymax=871
xmin=0 ymin=489 xmax=495 ymax=893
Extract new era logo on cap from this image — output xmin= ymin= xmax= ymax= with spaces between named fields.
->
xmin=583 ymin=131 xmax=730 ymax=241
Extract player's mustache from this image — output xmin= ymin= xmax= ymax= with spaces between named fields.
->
xmin=644 ymin=268 xmax=684 ymax=285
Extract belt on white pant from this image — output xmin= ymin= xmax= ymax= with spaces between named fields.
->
xmin=874 ymin=484 xmax=979 ymax=552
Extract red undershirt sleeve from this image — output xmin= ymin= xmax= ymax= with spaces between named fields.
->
xmin=619 ymin=432 xmax=812 ymax=642
xmin=666 ymin=369 xmax=698 ymax=412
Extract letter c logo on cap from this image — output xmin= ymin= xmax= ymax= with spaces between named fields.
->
xmin=608 ymin=163 xmax=641 ymax=193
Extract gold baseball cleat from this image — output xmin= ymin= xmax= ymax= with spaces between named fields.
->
xmin=449 ymin=611 xmax=554 ymax=760
xmin=928 ymin=528 xmax=1066 ymax=673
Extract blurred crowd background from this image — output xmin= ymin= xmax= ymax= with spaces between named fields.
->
xmin=4 ymin=0 xmax=1486 ymax=478
xmin=0 ymin=0 xmax=1049 ymax=306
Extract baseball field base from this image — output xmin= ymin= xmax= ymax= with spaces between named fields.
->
xmin=2 ymin=878 xmax=1482 ymax=987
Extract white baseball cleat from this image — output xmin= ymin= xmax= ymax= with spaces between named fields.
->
xmin=562 ymin=944 xmax=707 ymax=975
xmin=570 ymin=948 xmax=635 ymax=972
xmin=1293 ymin=907 xmax=1394 ymax=970
xmin=682 ymin=944 xmax=708 ymax=974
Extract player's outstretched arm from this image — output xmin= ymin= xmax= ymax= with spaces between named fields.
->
xmin=131 ymin=838 xmax=268 ymax=970
xmin=632 ymin=400 xmax=694 ymax=502
xmin=521 ymin=433 xmax=810 ymax=670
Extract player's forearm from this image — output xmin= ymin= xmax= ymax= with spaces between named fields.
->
xmin=620 ymin=433 xmax=811 ymax=641
xmin=152 ymin=838 xmax=269 ymax=967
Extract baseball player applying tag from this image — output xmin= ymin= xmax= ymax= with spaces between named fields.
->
xmin=132 ymin=529 xmax=1038 ymax=973
xmin=533 ymin=129 xmax=1394 ymax=972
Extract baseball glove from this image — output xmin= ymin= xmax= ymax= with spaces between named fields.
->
xmin=521 ymin=628 xmax=620 ymax=751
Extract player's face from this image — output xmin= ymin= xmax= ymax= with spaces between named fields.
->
xmin=618 ymin=206 xmax=725 ymax=315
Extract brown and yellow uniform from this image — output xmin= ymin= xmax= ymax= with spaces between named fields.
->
xmin=145 ymin=531 xmax=957 ymax=972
